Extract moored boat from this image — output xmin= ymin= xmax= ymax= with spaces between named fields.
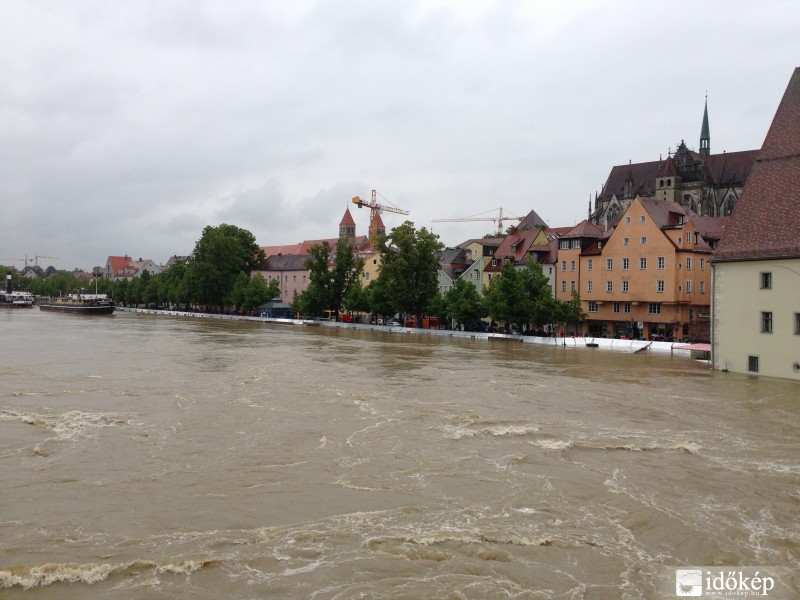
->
xmin=39 ymin=293 xmax=115 ymax=315
xmin=1 ymin=275 xmax=34 ymax=308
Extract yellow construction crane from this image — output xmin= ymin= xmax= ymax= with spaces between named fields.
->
xmin=351 ymin=189 xmax=410 ymax=247
xmin=432 ymin=207 xmax=525 ymax=236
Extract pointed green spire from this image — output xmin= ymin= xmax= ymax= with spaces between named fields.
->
xmin=700 ymin=95 xmax=710 ymax=157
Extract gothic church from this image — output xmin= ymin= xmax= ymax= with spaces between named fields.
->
xmin=590 ymin=100 xmax=758 ymax=227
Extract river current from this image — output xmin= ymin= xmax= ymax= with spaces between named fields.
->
xmin=1 ymin=309 xmax=798 ymax=599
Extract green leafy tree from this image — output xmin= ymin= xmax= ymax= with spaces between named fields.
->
xmin=445 ymin=278 xmax=486 ymax=329
xmin=185 ymin=224 xmax=264 ymax=311
xmin=519 ymin=260 xmax=556 ymax=327
xmin=344 ymin=280 xmax=370 ymax=317
xmin=483 ymin=262 xmax=525 ymax=329
xmin=301 ymin=238 xmax=364 ymax=319
xmin=365 ymin=277 xmax=394 ymax=319
xmin=377 ymin=221 xmax=444 ymax=326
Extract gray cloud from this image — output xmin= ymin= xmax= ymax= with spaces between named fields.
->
xmin=1 ymin=0 xmax=798 ymax=270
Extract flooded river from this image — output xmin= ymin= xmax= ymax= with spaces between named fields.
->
xmin=1 ymin=310 xmax=798 ymax=598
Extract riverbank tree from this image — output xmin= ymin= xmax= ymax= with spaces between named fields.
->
xmin=377 ymin=221 xmax=444 ymax=326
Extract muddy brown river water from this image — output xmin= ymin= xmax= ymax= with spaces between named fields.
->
xmin=1 ymin=309 xmax=798 ymax=598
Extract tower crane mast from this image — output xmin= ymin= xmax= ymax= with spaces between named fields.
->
xmin=432 ymin=207 xmax=524 ymax=236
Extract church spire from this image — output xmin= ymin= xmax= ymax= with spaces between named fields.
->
xmin=700 ymin=94 xmax=710 ymax=158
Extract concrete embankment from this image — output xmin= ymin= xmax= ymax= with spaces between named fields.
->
xmin=119 ymin=307 xmax=695 ymax=358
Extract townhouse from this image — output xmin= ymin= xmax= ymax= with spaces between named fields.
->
xmin=572 ymin=197 xmax=724 ymax=340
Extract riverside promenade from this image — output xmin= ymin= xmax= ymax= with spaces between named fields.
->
xmin=119 ymin=307 xmax=700 ymax=359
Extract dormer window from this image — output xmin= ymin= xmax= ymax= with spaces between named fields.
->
xmin=510 ymin=244 xmax=517 ymax=252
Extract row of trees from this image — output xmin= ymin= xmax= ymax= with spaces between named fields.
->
xmin=7 ymin=224 xmax=279 ymax=314
xmin=5 ymin=220 xmax=587 ymax=330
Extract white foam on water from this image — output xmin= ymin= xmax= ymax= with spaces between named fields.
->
xmin=529 ymin=438 xmax=573 ymax=451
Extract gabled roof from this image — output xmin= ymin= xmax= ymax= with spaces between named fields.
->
xmin=261 ymin=243 xmax=304 ymax=258
xmin=600 ymin=160 xmax=661 ymax=200
xmin=487 ymin=227 xmax=541 ymax=269
xmin=456 ymin=237 xmax=505 ymax=248
xmin=261 ymin=254 xmax=310 ymax=271
xmin=562 ymin=220 xmax=603 ymax=239
xmin=714 ymin=68 xmax=800 ymax=262
xmin=518 ymin=209 xmax=548 ymax=230
xmin=639 ymin=198 xmax=687 ymax=229
xmin=438 ymin=247 xmax=467 ymax=265
xmin=704 ymin=150 xmax=758 ymax=186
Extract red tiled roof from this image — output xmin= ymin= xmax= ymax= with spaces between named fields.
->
xmin=656 ymin=156 xmax=677 ymax=177
xmin=714 ymin=68 xmax=800 ymax=262
xmin=704 ymin=150 xmax=758 ymax=186
xmin=600 ymin=160 xmax=661 ymax=200
xmin=640 ymin=199 xmax=686 ymax=228
xmin=339 ymin=208 xmax=356 ymax=227
xmin=563 ymin=220 xmax=603 ymax=239
xmin=261 ymin=244 xmax=304 ymax=257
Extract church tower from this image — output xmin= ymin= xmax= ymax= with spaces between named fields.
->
xmin=339 ymin=207 xmax=356 ymax=242
xmin=699 ymin=96 xmax=710 ymax=158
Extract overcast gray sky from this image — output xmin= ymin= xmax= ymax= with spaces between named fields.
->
xmin=2 ymin=1 xmax=798 ymax=270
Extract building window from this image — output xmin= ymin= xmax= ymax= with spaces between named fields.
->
xmin=570 ymin=281 xmax=576 ymax=292
xmin=570 ymin=260 xmax=576 ymax=272
xmin=625 ymin=216 xmax=631 ymax=224
xmin=686 ymin=231 xmax=693 ymax=244
xmin=623 ymin=258 xmax=630 ymax=271
xmin=587 ymin=280 xmax=593 ymax=293
xmin=622 ymin=280 xmax=629 ymax=293
xmin=760 ymin=272 xmax=772 ymax=289
xmin=748 ymin=355 xmax=759 ymax=373
xmin=561 ymin=260 xmax=567 ymax=272
xmin=640 ymin=215 xmax=646 ymax=223
xmin=606 ymin=281 xmax=613 ymax=293
xmin=700 ymin=281 xmax=705 ymax=294
xmin=303 ymin=275 xmax=307 ymax=282
xmin=588 ymin=301 xmax=598 ymax=312
xmin=606 ymin=258 xmax=613 ymax=271
xmin=559 ymin=240 xmax=570 ymax=249
xmin=561 ymin=281 xmax=567 ymax=292
xmin=761 ymin=311 xmax=773 ymax=333
xmin=677 ymin=236 xmax=682 ymax=245
xmin=572 ymin=240 xmax=581 ymax=249
xmin=587 ymin=259 xmax=593 ymax=272
xmin=364 ymin=272 xmax=370 ymax=281
xmin=613 ymin=302 xmax=621 ymax=314
xmin=491 ymin=258 xmax=498 ymax=266
xmin=686 ymin=257 xmax=693 ymax=271
xmin=293 ymin=275 xmax=296 ymax=283
xmin=686 ymin=280 xmax=692 ymax=293
xmin=639 ymin=257 xmax=647 ymax=270
xmin=700 ymin=258 xmax=705 ymax=271
xmin=623 ymin=237 xmax=629 ymax=246
xmin=657 ymin=280 xmax=664 ymax=293
xmin=623 ymin=302 xmax=631 ymax=314
xmin=648 ymin=303 xmax=662 ymax=314
xmin=640 ymin=236 xmax=647 ymax=244
xmin=658 ymin=256 xmax=665 ymax=270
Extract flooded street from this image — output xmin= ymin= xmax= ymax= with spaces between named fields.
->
xmin=1 ymin=310 xmax=798 ymax=598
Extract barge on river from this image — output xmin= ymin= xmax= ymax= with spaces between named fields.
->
xmin=39 ymin=293 xmax=115 ymax=315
